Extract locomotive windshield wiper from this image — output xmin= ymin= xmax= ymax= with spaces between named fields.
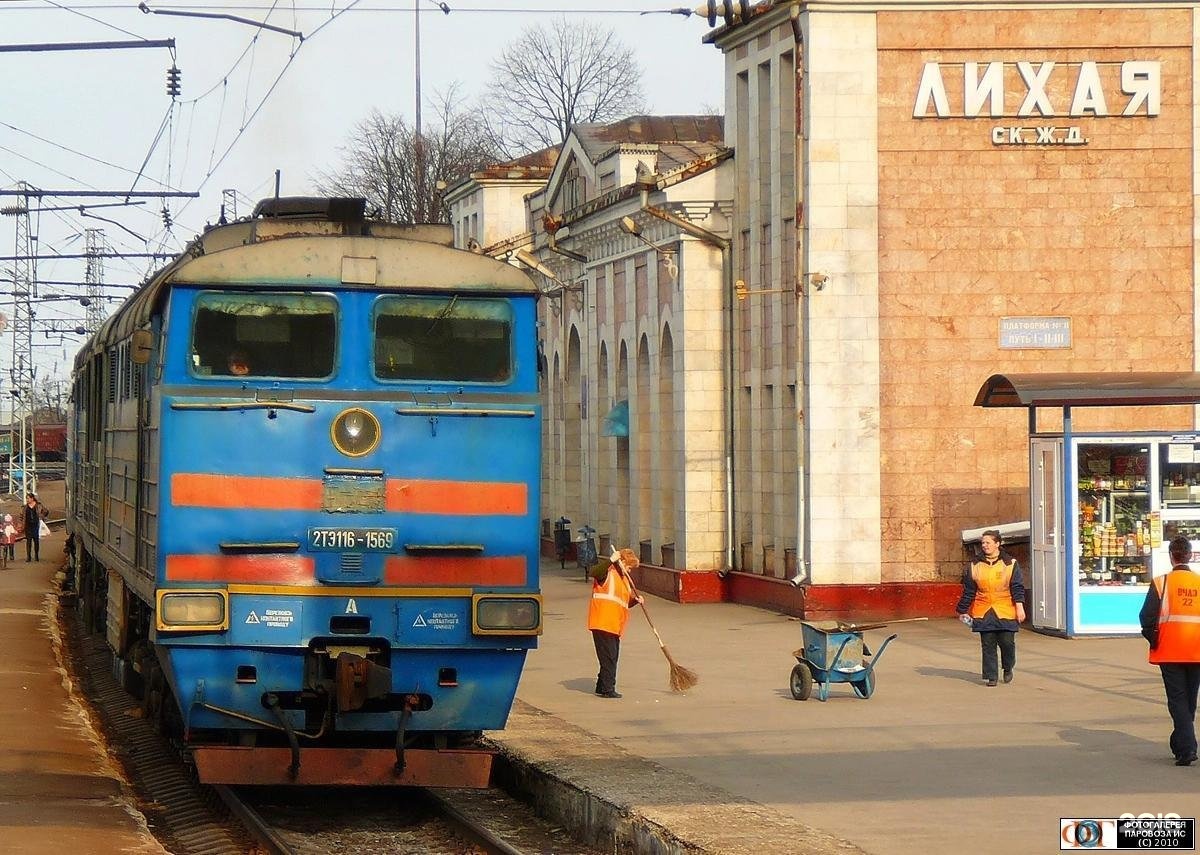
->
xmin=171 ymin=401 xmax=316 ymax=413
xmin=425 ymin=295 xmax=459 ymax=334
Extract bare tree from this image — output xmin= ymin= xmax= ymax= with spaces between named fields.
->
xmin=315 ymin=85 xmax=498 ymax=224
xmin=481 ymin=17 xmax=646 ymax=157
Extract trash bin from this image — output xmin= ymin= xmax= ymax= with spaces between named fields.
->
xmin=576 ymin=525 xmax=597 ymax=578
xmin=554 ymin=517 xmax=572 ymax=568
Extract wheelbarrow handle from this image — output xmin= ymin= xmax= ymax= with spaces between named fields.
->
xmin=862 ymin=633 xmax=899 ymax=675
xmin=835 ymin=617 xmax=929 ymax=632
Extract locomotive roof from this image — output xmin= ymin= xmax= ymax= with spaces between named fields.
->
xmin=74 ymin=199 xmax=539 ymax=371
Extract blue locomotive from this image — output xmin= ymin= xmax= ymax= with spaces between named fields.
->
xmin=66 ymin=197 xmax=542 ymax=786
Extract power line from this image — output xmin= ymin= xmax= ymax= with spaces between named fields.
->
xmin=0 ymin=252 xmax=170 ymax=260
xmin=0 ymin=2 xmax=661 ymax=9
xmin=0 ymin=121 xmax=188 ymax=191
xmin=0 ymin=189 xmax=197 ymax=198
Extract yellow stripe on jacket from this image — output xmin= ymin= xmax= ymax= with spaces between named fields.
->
xmin=588 ymin=566 xmax=633 ymax=636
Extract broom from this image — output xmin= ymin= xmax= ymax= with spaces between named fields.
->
xmin=612 ymin=550 xmax=699 ymax=693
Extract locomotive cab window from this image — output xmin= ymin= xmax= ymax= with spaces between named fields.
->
xmin=374 ymin=295 xmax=512 ymax=383
xmin=190 ymin=292 xmax=336 ymax=379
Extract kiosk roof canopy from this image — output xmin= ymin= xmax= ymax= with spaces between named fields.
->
xmin=974 ymin=373 xmax=1200 ymax=408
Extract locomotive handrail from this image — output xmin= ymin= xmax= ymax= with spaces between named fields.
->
xmin=395 ymin=407 xmax=535 ymax=418
xmin=220 ymin=541 xmax=302 ymax=553
xmin=404 ymin=543 xmax=485 ymax=553
xmin=171 ymin=401 xmax=316 ymax=413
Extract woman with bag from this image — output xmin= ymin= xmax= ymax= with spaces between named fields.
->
xmin=22 ymin=493 xmax=47 ymax=562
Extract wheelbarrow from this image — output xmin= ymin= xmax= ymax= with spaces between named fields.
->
xmin=789 ymin=620 xmax=900 ymax=701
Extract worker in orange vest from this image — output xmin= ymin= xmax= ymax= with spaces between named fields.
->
xmin=955 ymin=529 xmax=1026 ymax=687
xmin=1139 ymin=535 xmax=1200 ymax=766
xmin=588 ymin=547 xmax=643 ymax=699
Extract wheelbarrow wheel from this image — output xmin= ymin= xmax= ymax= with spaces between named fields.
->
xmin=852 ymin=670 xmax=875 ymax=699
xmin=790 ymin=662 xmax=813 ymax=701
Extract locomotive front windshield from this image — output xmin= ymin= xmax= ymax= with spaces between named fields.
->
xmin=374 ymin=295 xmax=512 ymax=383
xmin=190 ymin=292 xmax=336 ymax=379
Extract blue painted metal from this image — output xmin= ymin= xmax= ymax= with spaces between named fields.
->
xmin=794 ymin=622 xmax=898 ymax=701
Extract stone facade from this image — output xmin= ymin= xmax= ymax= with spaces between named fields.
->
xmin=714 ymin=2 xmax=1197 ymax=584
xmin=533 ymin=121 xmax=733 ymax=571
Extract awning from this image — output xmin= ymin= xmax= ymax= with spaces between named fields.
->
xmin=601 ymin=400 xmax=629 ymax=437
xmin=974 ymin=372 xmax=1200 ymax=408
xmin=960 ymin=521 xmax=1031 ymax=544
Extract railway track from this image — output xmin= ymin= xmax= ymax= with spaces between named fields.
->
xmin=220 ymin=784 xmax=541 ymax=855
xmin=60 ymin=595 xmax=602 ymax=855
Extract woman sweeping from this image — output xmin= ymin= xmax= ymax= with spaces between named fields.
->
xmin=587 ymin=547 xmax=643 ymax=699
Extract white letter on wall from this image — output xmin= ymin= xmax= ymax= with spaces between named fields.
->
xmin=1122 ymin=61 xmax=1161 ymax=116
xmin=914 ymin=62 xmax=950 ymax=118
xmin=964 ymin=62 xmax=1004 ymax=118
xmin=1017 ymin=61 xmax=1056 ymax=117
xmin=1070 ymin=61 xmax=1109 ymax=116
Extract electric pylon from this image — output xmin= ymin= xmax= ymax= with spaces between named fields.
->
xmin=4 ymin=182 xmax=37 ymax=497
xmin=84 ymin=228 xmax=106 ymax=333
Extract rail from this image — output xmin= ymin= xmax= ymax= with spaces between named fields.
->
xmin=212 ymin=786 xmax=295 ymax=855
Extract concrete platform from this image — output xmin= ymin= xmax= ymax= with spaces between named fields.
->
xmin=0 ymin=483 xmax=165 ymax=855
xmin=492 ymin=559 xmax=1200 ymax=855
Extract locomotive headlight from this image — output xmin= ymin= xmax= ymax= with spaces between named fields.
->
xmin=331 ymin=407 xmax=381 ymax=457
xmin=156 ymin=590 xmax=228 ymax=632
xmin=472 ymin=595 xmax=542 ymax=635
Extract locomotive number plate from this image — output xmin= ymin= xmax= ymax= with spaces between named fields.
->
xmin=308 ymin=527 xmax=397 ymax=552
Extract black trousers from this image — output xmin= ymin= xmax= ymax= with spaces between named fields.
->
xmin=25 ymin=532 xmax=38 ymax=562
xmin=592 ymin=630 xmax=620 ymax=694
xmin=1159 ymin=663 xmax=1200 ymax=760
xmin=979 ymin=630 xmax=1016 ymax=681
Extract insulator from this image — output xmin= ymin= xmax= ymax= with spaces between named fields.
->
xmin=166 ymin=65 xmax=182 ymax=98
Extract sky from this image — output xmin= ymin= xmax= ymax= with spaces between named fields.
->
xmin=0 ymin=0 xmax=727 ymax=394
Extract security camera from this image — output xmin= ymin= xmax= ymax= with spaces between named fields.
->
xmin=809 ymin=272 xmax=829 ymax=290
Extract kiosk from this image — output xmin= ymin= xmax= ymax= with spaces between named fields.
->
xmin=974 ymin=373 xmax=1200 ymax=637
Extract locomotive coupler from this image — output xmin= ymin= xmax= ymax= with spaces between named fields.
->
xmin=393 ymin=694 xmax=419 ymax=776
xmin=334 ymin=650 xmax=391 ymax=713
xmin=266 ymin=693 xmax=301 ymax=780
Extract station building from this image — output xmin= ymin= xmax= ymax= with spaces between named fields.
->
xmin=452 ymin=1 xmax=1200 ymax=618
xmin=706 ymin=0 xmax=1195 ymax=606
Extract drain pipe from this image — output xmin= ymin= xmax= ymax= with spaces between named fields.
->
xmin=790 ymin=4 xmax=812 ymax=586
xmin=637 ymin=194 xmax=735 ymax=573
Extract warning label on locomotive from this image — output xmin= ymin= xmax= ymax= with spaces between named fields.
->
xmin=234 ymin=599 xmax=304 ymax=644
xmin=414 ymin=611 xmax=460 ymax=630
xmin=244 ymin=609 xmax=295 ymax=628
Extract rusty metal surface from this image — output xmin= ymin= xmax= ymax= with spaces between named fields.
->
xmin=323 ymin=473 xmax=385 ymax=512
xmin=194 ymin=747 xmax=496 ymax=787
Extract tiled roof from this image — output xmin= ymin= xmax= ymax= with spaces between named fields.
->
xmin=572 ymin=115 xmax=724 ymax=160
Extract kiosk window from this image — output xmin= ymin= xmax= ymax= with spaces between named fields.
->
xmin=1161 ymin=442 xmax=1200 ymax=505
xmin=1077 ymin=443 xmax=1151 ymax=586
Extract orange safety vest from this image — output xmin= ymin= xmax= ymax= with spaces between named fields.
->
xmin=588 ymin=565 xmax=634 ymax=636
xmin=969 ymin=559 xmax=1016 ymax=620
xmin=1149 ymin=567 xmax=1200 ymax=664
